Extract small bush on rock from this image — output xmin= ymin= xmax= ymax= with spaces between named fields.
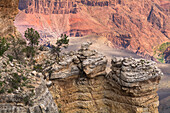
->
xmin=51 ymin=34 xmax=69 ymax=60
xmin=9 ymin=34 xmax=26 ymax=61
xmin=0 ymin=37 xmax=9 ymax=56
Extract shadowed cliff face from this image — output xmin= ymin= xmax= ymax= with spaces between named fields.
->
xmin=0 ymin=0 xmax=19 ymax=37
xmin=15 ymin=0 xmax=170 ymax=59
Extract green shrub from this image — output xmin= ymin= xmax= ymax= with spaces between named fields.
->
xmin=23 ymin=96 xmax=30 ymax=105
xmin=157 ymin=54 xmax=165 ymax=63
xmin=10 ymin=73 xmax=21 ymax=89
xmin=59 ymin=110 xmax=63 ymax=113
xmin=158 ymin=42 xmax=170 ymax=52
xmin=7 ymin=55 xmax=14 ymax=62
xmin=0 ymin=81 xmax=3 ymax=86
xmin=51 ymin=34 xmax=69 ymax=60
xmin=154 ymin=42 xmax=170 ymax=63
xmin=7 ymin=88 xmax=13 ymax=93
xmin=22 ymin=76 xmax=27 ymax=81
xmin=0 ymin=37 xmax=9 ymax=56
xmin=33 ymin=64 xmax=43 ymax=72
xmin=13 ymin=73 xmax=21 ymax=83
xmin=9 ymin=34 xmax=26 ymax=60
xmin=26 ymin=85 xmax=35 ymax=88
xmin=22 ymin=46 xmax=35 ymax=58
xmin=23 ymin=95 xmax=34 ymax=106
xmin=0 ymin=87 xmax=5 ymax=94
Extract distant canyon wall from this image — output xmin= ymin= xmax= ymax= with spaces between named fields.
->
xmin=16 ymin=0 xmax=170 ymax=58
xmin=18 ymin=0 xmax=117 ymax=14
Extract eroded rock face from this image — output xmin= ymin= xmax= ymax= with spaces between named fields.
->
xmin=18 ymin=0 xmax=111 ymax=14
xmin=107 ymin=57 xmax=162 ymax=112
xmin=38 ymin=43 xmax=163 ymax=113
xmin=16 ymin=0 xmax=170 ymax=58
xmin=0 ymin=0 xmax=19 ymax=37
xmin=43 ymin=42 xmax=107 ymax=80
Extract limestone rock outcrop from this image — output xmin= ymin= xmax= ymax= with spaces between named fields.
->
xmin=49 ymin=42 xmax=107 ymax=79
xmin=0 ymin=0 xmax=19 ymax=37
xmin=107 ymin=57 xmax=162 ymax=112
xmin=0 ymin=40 xmax=163 ymax=112
xmin=36 ymin=43 xmax=163 ymax=113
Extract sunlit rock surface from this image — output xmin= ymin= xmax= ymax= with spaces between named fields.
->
xmin=35 ymin=43 xmax=163 ymax=113
xmin=0 ymin=0 xmax=19 ymax=37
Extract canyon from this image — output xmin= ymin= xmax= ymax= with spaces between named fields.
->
xmin=0 ymin=0 xmax=169 ymax=113
xmin=15 ymin=0 xmax=170 ymax=59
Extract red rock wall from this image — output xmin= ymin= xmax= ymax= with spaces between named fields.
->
xmin=16 ymin=0 xmax=170 ymax=58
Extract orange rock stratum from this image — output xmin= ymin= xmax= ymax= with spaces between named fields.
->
xmin=15 ymin=0 xmax=170 ymax=58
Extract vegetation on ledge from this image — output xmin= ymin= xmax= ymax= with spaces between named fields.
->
xmin=153 ymin=42 xmax=170 ymax=63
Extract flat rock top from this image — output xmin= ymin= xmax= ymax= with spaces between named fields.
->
xmin=111 ymin=57 xmax=163 ymax=82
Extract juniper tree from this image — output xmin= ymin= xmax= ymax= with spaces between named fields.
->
xmin=24 ymin=28 xmax=40 ymax=61
xmin=51 ymin=34 xmax=69 ymax=59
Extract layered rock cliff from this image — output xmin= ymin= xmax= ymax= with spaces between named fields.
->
xmin=0 ymin=1 xmax=165 ymax=112
xmin=35 ymin=42 xmax=163 ymax=113
xmin=15 ymin=0 xmax=170 ymax=59
xmin=0 ymin=0 xmax=19 ymax=37
xmin=0 ymin=39 xmax=163 ymax=113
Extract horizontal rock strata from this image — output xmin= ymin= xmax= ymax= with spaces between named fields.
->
xmin=16 ymin=0 xmax=169 ymax=58
xmin=0 ymin=42 xmax=163 ymax=113
xmin=45 ymin=42 xmax=163 ymax=113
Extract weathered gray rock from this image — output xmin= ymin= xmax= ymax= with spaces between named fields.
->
xmin=18 ymin=42 xmax=163 ymax=113
xmin=0 ymin=56 xmax=58 ymax=113
xmin=49 ymin=42 xmax=107 ymax=79
xmin=81 ymin=42 xmax=92 ymax=50
xmin=46 ymin=81 xmax=53 ymax=87
xmin=109 ymin=57 xmax=163 ymax=85
xmin=47 ymin=43 xmax=162 ymax=113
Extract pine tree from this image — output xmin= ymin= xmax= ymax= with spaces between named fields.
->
xmin=56 ymin=34 xmax=69 ymax=57
xmin=24 ymin=28 xmax=40 ymax=61
xmin=51 ymin=34 xmax=69 ymax=60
